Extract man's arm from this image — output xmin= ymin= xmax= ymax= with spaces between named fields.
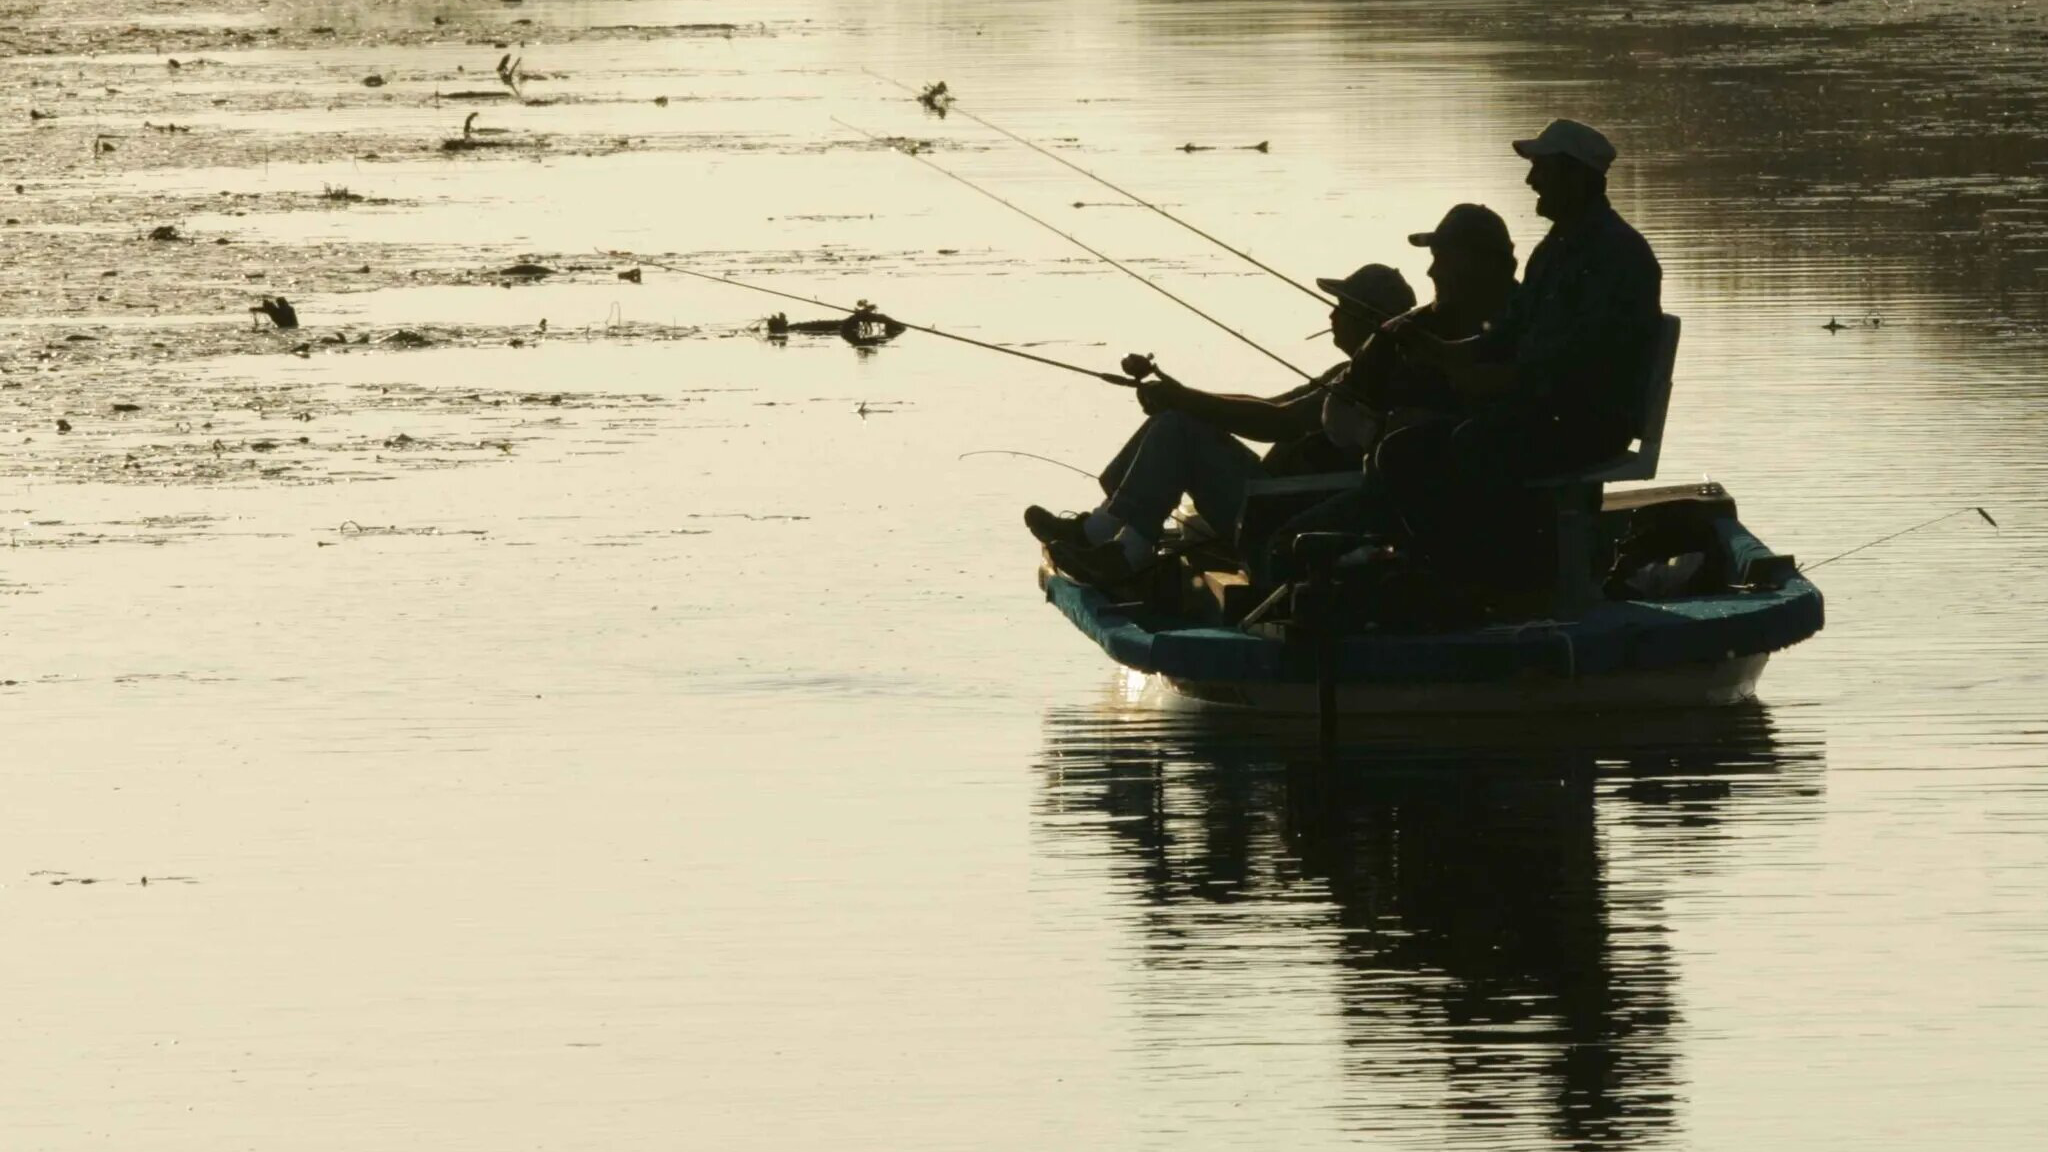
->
xmin=1135 ymin=365 xmax=1336 ymax=443
xmin=1156 ymin=384 xmax=1325 ymax=443
xmin=1380 ymin=323 xmax=1519 ymax=405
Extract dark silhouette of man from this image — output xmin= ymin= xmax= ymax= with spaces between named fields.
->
xmin=1025 ymin=264 xmax=1416 ymax=587
xmin=1275 ymin=120 xmax=1664 ymax=596
xmin=1383 ymin=118 xmax=1663 ymax=480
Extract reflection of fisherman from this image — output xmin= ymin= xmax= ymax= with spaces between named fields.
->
xmin=1033 ymin=705 xmax=1809 ymax=1148
xmin=1024 ymin=265 xmax=1417 ymax=588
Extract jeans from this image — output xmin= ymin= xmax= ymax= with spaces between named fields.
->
xmin=1098 ymin=411 xmax=1268 ymax=541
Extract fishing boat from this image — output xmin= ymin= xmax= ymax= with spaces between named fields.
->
xmin=1037 ymin=316 xmax=1825 ymax=715
xmin=1041 ymin=480 xmax=1822 ymax=714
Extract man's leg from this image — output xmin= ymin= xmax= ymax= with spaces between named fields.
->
xmin=1102 ymin=410 xmax=1264 ymax=545
xmin=1095 ymin=417 xmax=1152 ymax=503
xmin=1026 ymin=418 xmax=1155 ymax=550
xmin=1046 ymin=412 xmax=1266 ymax=588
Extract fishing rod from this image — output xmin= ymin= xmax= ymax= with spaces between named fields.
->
xmin=831 ymin=116 xmax=1313 ymax=380
xmin=1799 ymin=506 xmax=1998 ymax=574
xmin=606 ymin=250 xmax=1132 ymax=386
xmin=864 ymin=68 xmax=1335 ymax=309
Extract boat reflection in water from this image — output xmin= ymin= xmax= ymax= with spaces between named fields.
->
xmin=1036 ymin=687 xmax=1825 ymax=1147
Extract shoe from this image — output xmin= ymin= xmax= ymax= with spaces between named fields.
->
xmin=1024 ymin=505 xmax=1090 ymax=549
xmin=1048 ymin=538 xmax=1146 ymax=589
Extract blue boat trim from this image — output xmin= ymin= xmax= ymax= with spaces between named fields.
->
xmin=1043 ymin=569 xmax=1823 ymax=687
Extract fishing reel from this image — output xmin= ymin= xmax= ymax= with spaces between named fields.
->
xmin=1119 ymin=352 xmax=1157 ymax=381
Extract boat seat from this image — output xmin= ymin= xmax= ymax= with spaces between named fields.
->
xmin=1232 ymin=470 xmax=1366 ymax=558
xmin=1529 ymin=313 xmax=1683 ymax=615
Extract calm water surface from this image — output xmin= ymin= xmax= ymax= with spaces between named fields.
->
xmin=3 ymin=1 xmax=2046 ymax=1148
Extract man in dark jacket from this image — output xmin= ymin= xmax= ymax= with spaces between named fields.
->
xmin=1384 ymin=118 xmax=1663 ymax=478
xmin=1358 ymin=119 xmax=1663 ymax=592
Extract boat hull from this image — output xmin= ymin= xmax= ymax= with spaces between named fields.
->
xmin=1154 ymin=653 xmax=1769 ymax=715
xmin=1039 ymin=539 xmax=1822 ymax=716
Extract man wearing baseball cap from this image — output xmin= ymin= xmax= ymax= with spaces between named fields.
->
xmin=1337 ymin=202 xmax=1518 ymax=426
xmin=1385 ymin=118 xmax=1661 ymax=475
xmin=1373 ymin=118 xmax=1663 ymax=590
xmin=1024 ymin=262 xmax=1416 ymax=589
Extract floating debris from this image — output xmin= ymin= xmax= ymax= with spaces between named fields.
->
xmin=442 ymin=111 xmax=518 ymax=151
xmin=496 ymin=52 xmax=524 ymax=98
xmin=362 ymin=74 xmax=385 ymax=88
xmin=617 ymin=267 xmax=642 ymax=283
xmin=146 ymin=223 xmax=182 ymax=241
xmin=336 ymin=519 xmax=487 ymax=538
xmin=500 ymin=262 xmax=554 ymax=279
xmin=917 ymin=80 xmax=955 ymax=117
xmin=1177 ymin=140 xmax=1270 ymax=153
xmin=840 ymin=300 xmax=907 ymax=346
xmin=250 ymin=296 xmax=299 ymax=329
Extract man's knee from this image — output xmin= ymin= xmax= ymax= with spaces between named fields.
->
xmin=1147 ymin=408 xmax=1219 ymax=444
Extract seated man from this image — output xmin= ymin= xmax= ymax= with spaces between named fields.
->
xmin=1024 ymin=263 xmax=1417 ymax=587
xmin=1383 ymin=119 xmax=1662 ymax=496
xmin=1325 ymin=203 xmax=1519 ymax=449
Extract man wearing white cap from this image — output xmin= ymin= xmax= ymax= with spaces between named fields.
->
xmin=1372 ymin=118 xmax=1663 ymax=590
xmin=1385 ymin=117 xmax=1662 ymax=477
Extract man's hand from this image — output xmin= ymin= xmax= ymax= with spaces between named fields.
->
xmin=1136 ymin=373 xmax=1184 ymax=416
xmin=1378 ymin=312 xmax=1424 ymax=348
xmin=1379 ymin=313 xmax=1465 ymax=373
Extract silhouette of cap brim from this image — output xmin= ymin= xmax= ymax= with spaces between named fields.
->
xmin=1511 ymin=119 xmax=1618 ymax=174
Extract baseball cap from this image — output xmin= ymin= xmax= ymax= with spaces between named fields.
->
xmin=1511 ymin=118 xmax=1618 ymax=174
xmin=1407 ymin=203 xmax=1514 ymax=258
xmin=1314 ymin=263 xmax=1416 ymax=317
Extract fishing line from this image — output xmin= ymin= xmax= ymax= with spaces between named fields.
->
xmin=862 ymin=68 xmax=1334 ymax=308
xmin=1799 ymin=506 xmax=1998 ymax=573
xmin=958 ymin=449 xmax=1098 ymax=480
xmin=831 ymin=116 xmax=1313 ymax=380
xmin=605 ymin=250 xmax=1133 ymax=385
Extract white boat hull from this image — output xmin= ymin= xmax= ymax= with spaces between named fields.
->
xmin=1151 ymin=654 xmax=1770 ymax=716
